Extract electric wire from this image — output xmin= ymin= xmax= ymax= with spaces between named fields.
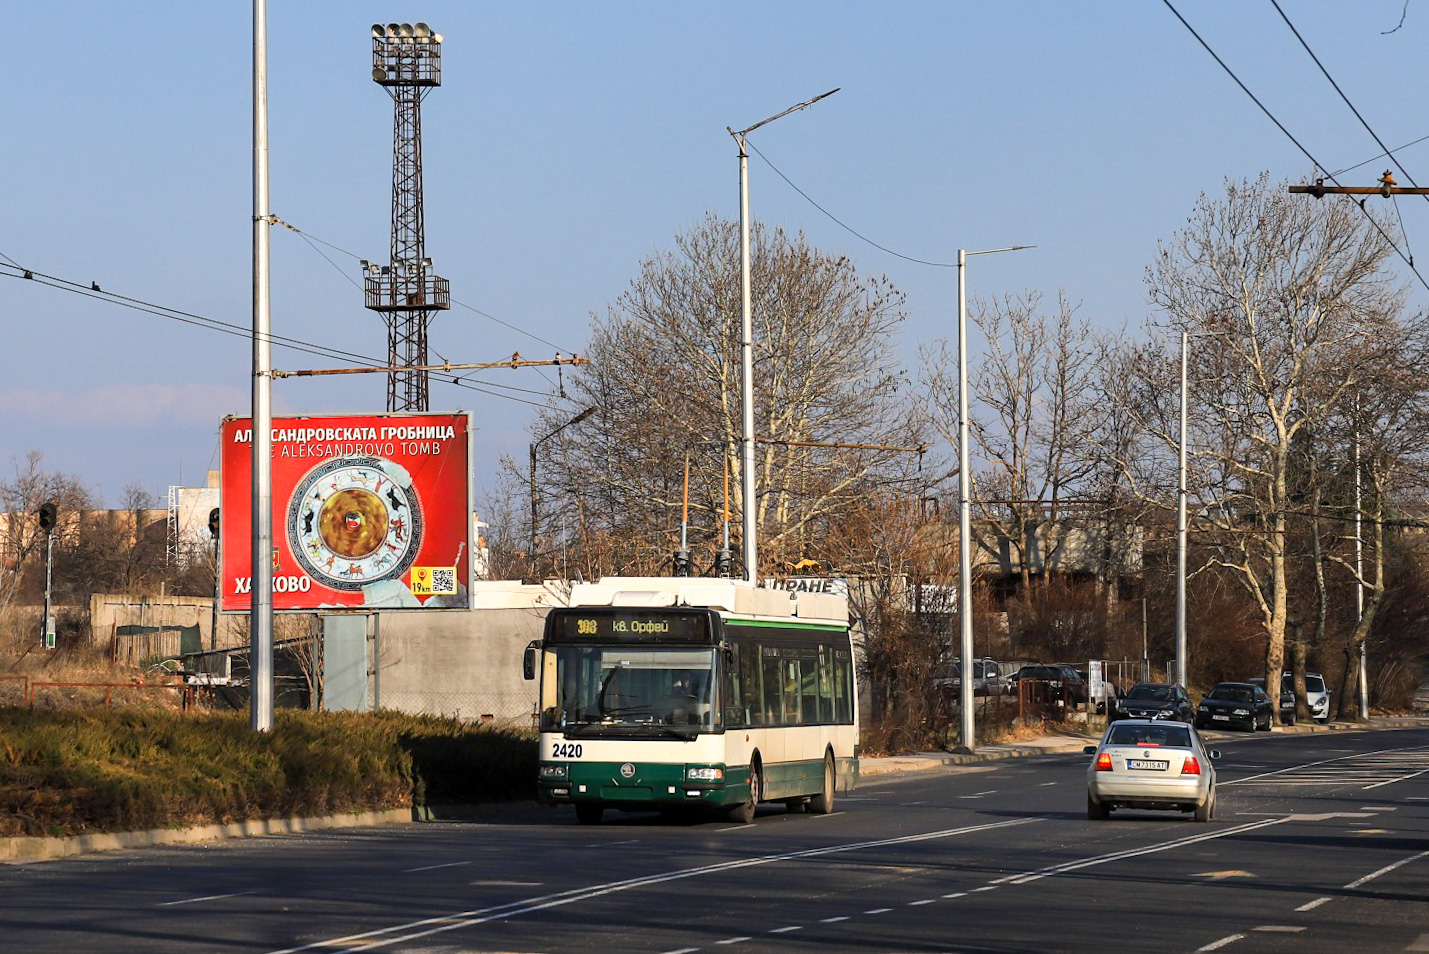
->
xmin=1162 ymin=0 xmax=1429 ymax=293
xmin=744 ymin=140 xmax=958 ymax=268
xmin=1329 ymin=132 xmax=1429 ymax=179
xmin=0 ymin=261 xmax=550 ymax=409
xmin=1273 ymin=0 xmax=1418 ymax=263
xmin=270 ymin=216 xmax=579 ymax=355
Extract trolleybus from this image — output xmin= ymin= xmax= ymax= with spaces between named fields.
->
xmin=524 ymin=577 xmax=858 ymax=824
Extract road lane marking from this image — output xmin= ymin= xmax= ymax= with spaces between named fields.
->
xmin=1196 ymin=934 xmax=1245 ymax=952
xmin=942 ymin=892 xmax=967 ymax=899
xmin=819 ymin=917 xmax=849 ymax=923
xmin=263 ymin=816 xmax=1044 ymax=954
xmin=1363 ymin=769 xmax=1429 ymax=789
xmin=996 ymin=817 xmax=1288 ymax=886
xmin=865 ymin=908 xmax=892 ymax=914
xmin=1295 ymin=897 xmax=1332 ymax=912
xmin=715 ymin=936 xmax=751 ymax=944
xmin=1253 ymin=926 xmax=1305 ymax=932
xmin=159 ymin=890 xmax=259 ymax=907
xmin=908 ymin=899 xmax=936 ymax=906
xmin=1407 ymin=933 xmax=1429 ymax=952
xmin=1343 ymin=848 xmax=1429 ymax=889
xmin=770 ymin=925 xmax=802 ymax=933
xmin=660 ymin=948 xmax=700 ymax=954
xmin=403 ymin=862 xmax=470 ymax=873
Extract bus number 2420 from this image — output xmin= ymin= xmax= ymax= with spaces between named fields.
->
xmin=553 ymin=743 xmax=583 ymax=758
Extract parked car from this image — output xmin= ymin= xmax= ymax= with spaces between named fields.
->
xmin=1301 ymin=672 xmax=1332 ymax=723
xmin=1084 ymin=718 xmax=1220 ymax=821
xmin=1195 ymin=682 xmax=1275 ymax=732
xmin=1246 ymin=677 xmax=1296 ymax=725
xmin=935 ymin=657 xmax=1004 ymax=697
xmin=1111 ymin=682 xmax=1195 ymax=723
xmin=1009 ymin=664 xmax=1088 ymax=706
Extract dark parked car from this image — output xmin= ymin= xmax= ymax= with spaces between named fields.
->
xmin=1247 ymin=676 xmax=1296 ymax=725
xmin=1195 ymin=681 xmax=1275 ymax=732
xmin=1111 ymin=682 xmax=1195 ymax=723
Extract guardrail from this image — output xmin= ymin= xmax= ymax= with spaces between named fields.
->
xmin=25 ymin=680 xmax=194 ymax=710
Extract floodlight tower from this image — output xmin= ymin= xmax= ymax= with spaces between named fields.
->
xmin=366 ymin=21 xmax=450 ymax=412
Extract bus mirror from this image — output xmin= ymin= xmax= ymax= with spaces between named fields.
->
xmin=523 ymin=641 xmax=540 ymax=680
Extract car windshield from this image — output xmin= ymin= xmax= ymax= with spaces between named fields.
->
xmin=1208 ymin=685 xmax=1253 ymax=703
xmin=1306 ymin=675 xmax=1326 ymax=692
xmin=1126 ymin=684 xmax=1172 ymax=702
xmin=1107 ymin=724 xmax=1192 ymax=748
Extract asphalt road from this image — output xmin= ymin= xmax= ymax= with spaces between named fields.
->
xmin=3 ymin=726 xmax=1427 ymax=954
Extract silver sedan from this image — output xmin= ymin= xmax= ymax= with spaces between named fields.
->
xmin=1084 ymin=718 xmax=1220 ymax=822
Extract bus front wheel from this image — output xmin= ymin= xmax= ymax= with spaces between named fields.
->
xmin=728 ymin=762 xmax=761 ymax=824
xmin=808 ymin=754 xmax=835 ymax=814
xmin=575 ymin=803 xmax=604 ymax=825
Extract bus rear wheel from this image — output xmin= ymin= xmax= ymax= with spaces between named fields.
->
xmin=728 ymin=763 xmax=760 ymax=824
xmin=808 ymin=754 xmax=836 ymax=814
xmin=575 ymin=803 xmax=604 ymax=825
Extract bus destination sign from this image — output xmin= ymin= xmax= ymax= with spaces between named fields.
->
xmin=549 ymin=610 xmax=712 ymax=643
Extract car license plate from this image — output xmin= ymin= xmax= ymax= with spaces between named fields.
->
xmin=1212 ymin=714 xmax=1230 ymax=720
xmin=1128 ymin=759 xmax=1168 ymax=770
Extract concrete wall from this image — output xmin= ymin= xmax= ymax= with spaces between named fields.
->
xmin=372 ymin=583 xmax=557 ymax=727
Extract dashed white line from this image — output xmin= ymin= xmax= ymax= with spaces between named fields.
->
xmin=1196 ymin=934 xmax=1245 ymax=952
xmin=942 ymin=892 xmax=968 ymax=899
xmin=1295 ymin=897 xmax=1332 ymax=912
xmin=908 ymin=899 xmax=936 ymax=906
xmin=158 ymin=890 xmax=259 ymax=907
xmin=819 ymin=916 xmax=850 ymax=924
xmin=715 ymin=936 xmax=751 ymax=945
xmin=865 ymin=907 xmax=892 ymax=914
xmin=403 ymin=861 xmax=470 ymax=873
xmin=971 ymin=885 xmax=998 ymax=892
xmin=659 ymin=948 xmax=700 ymax=954
xmin=1254 ymin=926 xmax=1305 ymax=932
xmin=770 ymin=925 xmax=802 ymax=933
xmin=1343 ymin=848 xmax=1429 ymax=889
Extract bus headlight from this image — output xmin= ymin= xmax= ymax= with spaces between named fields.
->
xmin=539 ymin=763 xmax=569 ymax=779
xmin=686 ymin=765 xmax=724 ymax=782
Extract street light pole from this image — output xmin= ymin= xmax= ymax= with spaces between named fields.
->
xmin=728 ymin=88 xmax=838 ymax=584
xmin=957 ymin=245 xmax=1032 ymax=754
xmin=529 ymin=406 xmax=596 ymax=574
xmin=1177 ymin=331 xmax=1189 ymax=689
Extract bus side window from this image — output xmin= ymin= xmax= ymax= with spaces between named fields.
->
xmin=762 ymin=651 xmax=784 ymax=725
xmin=818 ymin=647 xmax=834 ymax=723
xmin=784 ymin=658 xmax=803 ymax=724
xmin=739 ymin=643 xmax=765 ymax=726
xmin=833 ymin=653 xmax=852 ymax=723
xmin=799 ymin=654 xmax=820 ymax=724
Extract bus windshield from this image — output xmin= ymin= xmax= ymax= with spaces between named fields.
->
xmin=541 ymin=646 xmax=717 ymax=736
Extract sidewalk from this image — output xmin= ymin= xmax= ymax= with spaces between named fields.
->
xmin=858 ymin=713 xmax=1429 ymax=778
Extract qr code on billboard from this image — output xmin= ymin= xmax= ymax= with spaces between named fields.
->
xmin=412 ymin=567 xmax=457 ymax=595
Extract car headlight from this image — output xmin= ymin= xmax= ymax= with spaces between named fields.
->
xmin=539 ymin=763 xmax=569 ymax=779
xmin=686 ymin=766 xmax=724 ymax=782
xmin=1197 ymin=704 xmax=1209 ymax=711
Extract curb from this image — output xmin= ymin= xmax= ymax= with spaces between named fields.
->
xmin=0 ymin=807 xmax=416 ymax=865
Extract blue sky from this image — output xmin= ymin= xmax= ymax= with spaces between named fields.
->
xmin=4 ymin=1 xmax=1427 ymax=509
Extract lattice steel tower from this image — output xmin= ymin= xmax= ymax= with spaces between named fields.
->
xmin=365 ymin=21 xmax=450 ymax=412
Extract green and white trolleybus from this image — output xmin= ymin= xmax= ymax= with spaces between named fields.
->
xmin=525 ymin=577 xmax=859 ymax=824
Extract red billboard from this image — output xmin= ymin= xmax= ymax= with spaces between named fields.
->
xmin=219 ymin=412 xmax=473 ymax=611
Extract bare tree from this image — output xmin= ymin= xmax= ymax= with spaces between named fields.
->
xmin=1145 ymin=172 xmax=1406 ymax=700
xmin=524 ymin=214 xmax=932 ymax=580
xmin=923 ymin=291 xmax=1104 ymax=591
xmin=0 ymin=451 xmax=92 ymax=610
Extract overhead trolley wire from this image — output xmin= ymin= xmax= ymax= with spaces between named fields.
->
xmin=1162 ymin=0 xmax=1429 ymax=292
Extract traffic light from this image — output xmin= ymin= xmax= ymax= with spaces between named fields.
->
xmin=37 ymin=501 xmax=57 ymax=532
xmin=209 ymin=507 xmax=221 ymax=538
